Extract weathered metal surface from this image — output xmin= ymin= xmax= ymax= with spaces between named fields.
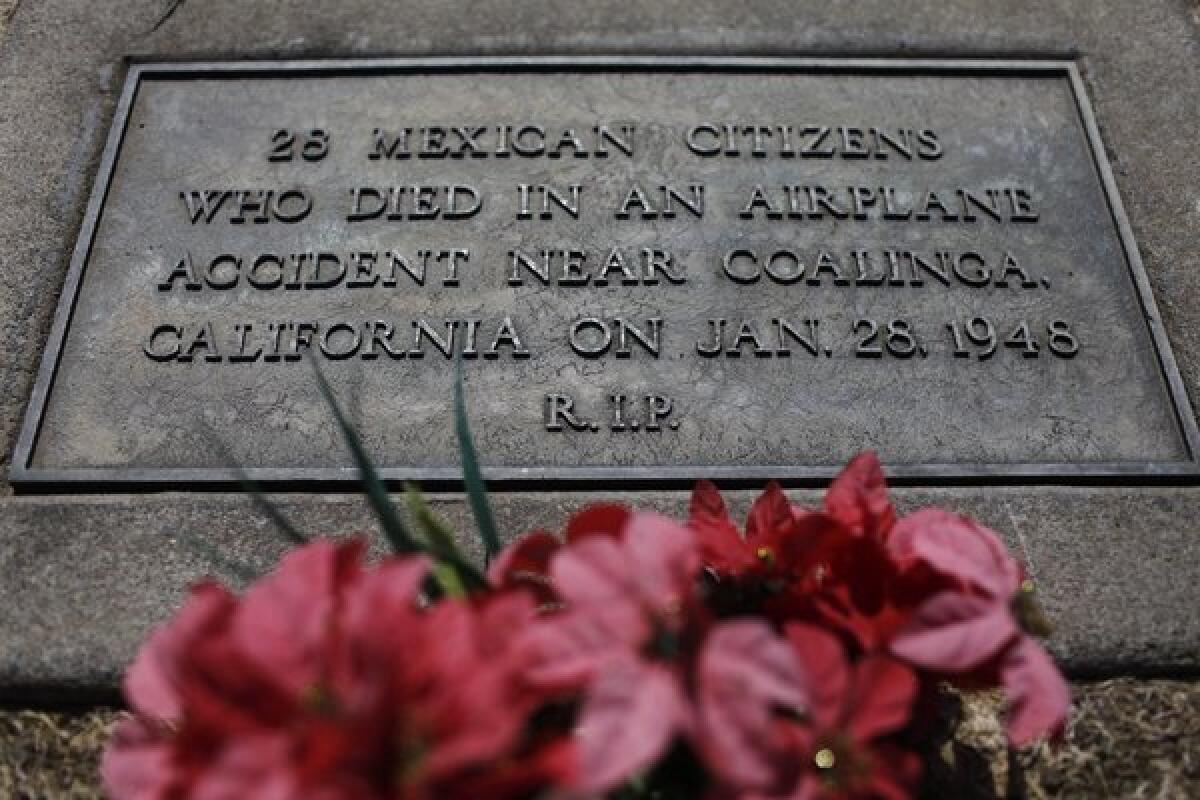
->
xmin=10 ymin=58 xmax=1198 ymax=489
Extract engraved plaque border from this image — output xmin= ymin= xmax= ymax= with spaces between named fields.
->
xmin=10 ymin=56 xmax=1200 ymax=491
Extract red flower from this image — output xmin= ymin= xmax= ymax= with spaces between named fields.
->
xmin=888 ymin=510 xmax=1070 ymax=745
xmin=488 ymin=503 xmax=632 ymax=606
xmin=815 ymin=451 xmax=897 ymax=542
xmin=689 ymin=452 xmax=895 ymax=565
xmin=103 ymin=539 xmax=572 ymax=800
xmin=691 ymin=480 xmax=791 ymax=577
xmin=700 ymin=622 xmax=921 ymax=800
xmin=521 ymin=512 xmax=703 ymax=793
xmin=691 ymin=454 xmax=916 ymax=653
xmin=693 ymin=476 xmax=865 ymax=583
xmin=488 ymin=530 xmax=562 ymax=606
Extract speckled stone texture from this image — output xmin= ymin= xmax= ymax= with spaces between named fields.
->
xmin=1 ymin=0 xmax=1199 ymax=698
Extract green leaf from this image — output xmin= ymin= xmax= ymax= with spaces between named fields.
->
xmin=311 ymin=360 xmax=420 ymax=555
xmin=404 ymin=483 xmax=488 ymax=591
xmin=454 ymin=356 xmax=501 ymax=563
xmin=405 ymin=484 xmax=467 ymax=597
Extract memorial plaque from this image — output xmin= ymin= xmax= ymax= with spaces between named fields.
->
xmin=10 ymin=57 xmax=1199 ymax=488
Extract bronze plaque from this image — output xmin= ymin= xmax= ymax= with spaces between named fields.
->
xmin=11 ymin=58 xmax=1198 ymax=488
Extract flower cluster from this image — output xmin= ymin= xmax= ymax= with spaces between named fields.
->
xmin=102 ymin=542 xmax=572 ymax=799
xmin=104 ymin=453 xmax=1068 ymax=799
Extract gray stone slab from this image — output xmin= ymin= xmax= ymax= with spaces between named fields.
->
xmin=12 ymin=60 xmax=1197 ymax=488
xmin=2 ymin=487 xmax=1198 ymax=700
xmin=1 ymin=0 xmax=1199 ymax=697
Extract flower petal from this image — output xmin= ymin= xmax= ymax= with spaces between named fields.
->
xmin=474 ymin=590 xmax=539 ymax=661
xmin=574 ymin=658 xmax=690 ymax=794
xmin=101 ymin=717 xmax=178 ymax=800
xmin=745 ymin=482 xmax=795 ymax=548
xmin=889 ymin=509 xmax=1020 ymax=599
xmin=864 ymin=743 xmax=923 ymax=800
xmin=689 ymin=480 xmax=756 ymax=575
xmin=124 ymin=581 xmax=235 ymax=722
xmin=488 ymin=531 xmax=560 ymax=589
xmin=784 ymin=623 xmax=849 ymax=731
xmin=689 ymin=480 xmax=736 ymax=533
xmin=772 ymin=511 xmax=841 ymax=572
xmin=697 ymin=620 xmax=807 ymax=789
xmin=845 ymin=656 xmax=917 ymax=742
xmin=342 ymin=557 xmax=427 ymax=633
xmin=190 ymin=733 xmax=298 ymax=800
xmin=1001 ymin=637 xmax=1070 ymax=747
xmin=891 ymin=591 xmax=1019 ymax=672
xmin=566 ymin=503 xmax=633 ymax=543
xmin=232 ymin=539 xmax=365 ymax=698
xmin=823 ymin=451 xmax=895 ymax=539
xmin=549 ymin=536 xmax=647 ymax=641
xmin=624 ymin=513 xmax=702 ymax=615
xmin=521 ymin=608 xmax=633 ymax=689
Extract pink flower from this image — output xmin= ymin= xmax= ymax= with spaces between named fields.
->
xmin=695 ymin=620 xmax=809 ymax=790
xmin=103 ymin=581 xmax=243 ymax=798
xmin=103 ymin=539 xmax=573 ymax=800
xmin=522 ymin=512 xmax=703 ymax=793
xmin=888 ymin=510 xmax=1070 ymax=745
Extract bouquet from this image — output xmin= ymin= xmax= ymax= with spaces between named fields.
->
xmin=102 ymin=451 xmax=1068 ymax=800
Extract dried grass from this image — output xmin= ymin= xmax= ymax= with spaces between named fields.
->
xmin=0 ymin=709 xmax=117 ymax=799
xmin=1 ymin=679 xmax=1196 ymax=798
xmin=924 ymin=679 xmax=1200 ymax=799
xmin=0 ymin=0 xmax=17 ymax=41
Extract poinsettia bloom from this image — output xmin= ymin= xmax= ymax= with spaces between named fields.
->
xmin=104 ymin=539 xmax=573 ymax=800
xmin=888 ymin=509 xmax=1070 ymax=745
xmin=810 ymin=450 xmax=897 ymax=542
xmin=690 ymin=480 xmax=845 ymax=583
xmin=690 ymin=452 xmax=898 ymax=582
xmin=782 ymin=624 xmax=922 ymax=800
xmin=695 ymin=620 xmax=809 ymax=790
xmin=522 ymin=512 xmax=704 ymax=793
xmin=488 ymin=530 xmax=562 ymax=607
xmin=700 ymin=622 xmax=920 ymax=800
xmin=776 ymin=454 xmax=961 ymax=655
xmin=691 ymin=454 xmax=918 ymax=653
xmin=489 ymin=503 xmax=632 ymax=606
xmin=690 ymin=480 xmax=848 ymax=630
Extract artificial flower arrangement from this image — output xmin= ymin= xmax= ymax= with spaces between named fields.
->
xmin=103 ymin=373 xmax=1069 ymax=799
